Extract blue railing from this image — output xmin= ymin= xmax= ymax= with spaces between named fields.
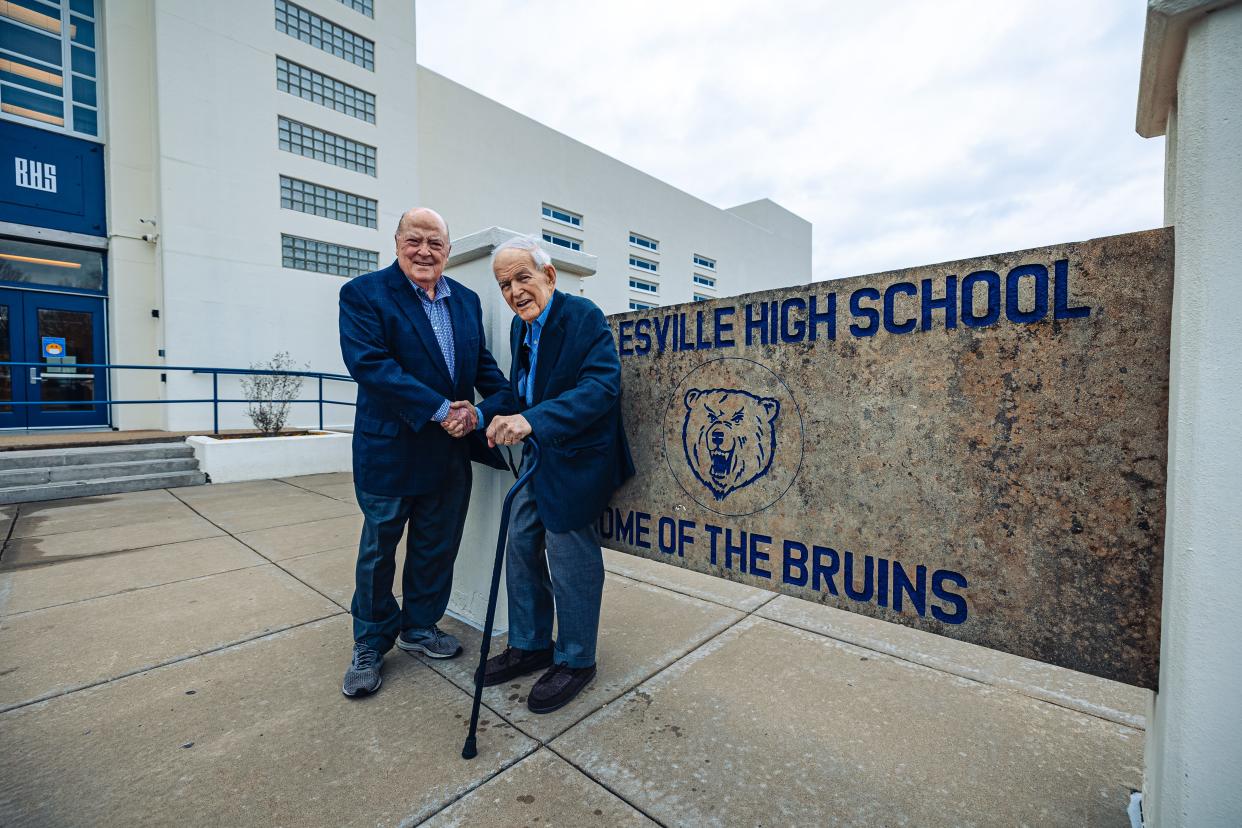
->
xmin=0 ymin=361 xmax=356 ymax=434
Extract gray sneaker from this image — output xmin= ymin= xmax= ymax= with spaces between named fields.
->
xmin=397 ymin=624 xmax=462 ymax=659
xmin=342 ymin=643 xmax=383 ymax=697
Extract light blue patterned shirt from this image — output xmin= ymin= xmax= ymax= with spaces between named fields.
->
xmin=410 ymin=278 xmax=456 ymax=423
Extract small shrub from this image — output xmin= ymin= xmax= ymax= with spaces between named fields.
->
xmin=240 ymin=352 xmax=306 ymax=435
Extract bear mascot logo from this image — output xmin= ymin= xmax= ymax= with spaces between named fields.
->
xmin=682 ymin=388 xmax=780 ymax=501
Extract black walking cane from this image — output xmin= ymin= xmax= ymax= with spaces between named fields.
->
xmin=462 ymin=436 xmax=540 ymax=760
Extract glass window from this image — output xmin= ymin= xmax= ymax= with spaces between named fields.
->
xmin=629 ymin=233 xmax=658 ymax=252
xmin=629 ymin=255 xmax=658 ymax=273
xmin=281 ymin=234 xmax=377 ymax=277
xmin=541 ymin=231 xmax=580 ymax=252
xmin=694 ymin=294 xmax=711 ymax=302
xmin=693 ymin=274 xmax=716 ymax=287
xmin=0 ymin=236 xmax=104 ymax=290
xmin=629 ymin=278 xmax=658 ymax=294
xmin=629 ymin=300 xmax=655 ymax=311
xmin=279 ymin=175 xmax=376 ymax=227
xmin=541 ymin=204 xmax=581 ymax=227
xmin=278 ymin=116 xmax=376 ymax=175
xmin=275 ymin=0 xmax=374 ymax=70
xmin=37 ymin=306 xmax=93 ymax=410
xmin=277 ymin=57 xmax=375 ymax=123
xmin=0 ymin=0 xmax=99 ymax=138
xmin=693 ymin=254 xmax=716 ymax=270
xmin=335 ymin=0 xmax=373 ymax=17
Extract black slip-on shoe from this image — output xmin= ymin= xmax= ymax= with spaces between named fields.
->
xmin=527 ymin=663 xmax=596 ymax=714
xmin=477 ymin=646 xmax=554 ymax=687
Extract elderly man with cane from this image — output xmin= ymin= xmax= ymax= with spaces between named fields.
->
xmin=481 ymin=235 xmax=635 ymax=713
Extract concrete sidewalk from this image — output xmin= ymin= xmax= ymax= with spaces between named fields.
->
xmin=0 ymin=474 xmax=1149 ymax=826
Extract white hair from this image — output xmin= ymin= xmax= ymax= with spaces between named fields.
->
xmin=491 ymin=234 xmax=552 ymax=271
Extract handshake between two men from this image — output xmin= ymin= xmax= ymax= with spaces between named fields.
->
xmin=439 ymin=400 xmax=531 ymax=447
xmin=340 ymin=207 xmax=634 ymax=716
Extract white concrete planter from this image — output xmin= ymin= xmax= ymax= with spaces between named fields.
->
xmin=186 ymin=431 xmax=352 ymax=484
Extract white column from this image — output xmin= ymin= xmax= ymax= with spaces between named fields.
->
xmin=1140 ymin=3 xmax=1242 ymax=825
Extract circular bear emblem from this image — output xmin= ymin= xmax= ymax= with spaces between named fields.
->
xmin=664 ymin=357 xmax=804 ymax=516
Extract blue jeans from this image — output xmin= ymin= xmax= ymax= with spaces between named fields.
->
xmin=351 ymin=460 xmax=471 ymax=653
xmin=505 ymin=458 xmax=604 ymax=668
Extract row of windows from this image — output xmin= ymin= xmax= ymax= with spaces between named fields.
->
xmin=278 ymin=116 xmax=376 ymax=175
xmin=281 ymin=234 xmax=377 ymax=277
xmin=277 ymin=56 xmax=375 ymax=123
xmin=275 ymin=0 xmax=374 ymax=71
xmin=0 ymin=0 xmax=99 ymax=138
xmin=629 ymin=300 xmax=655 ymax=312
xmin=335 ymin=0 xmax=373 ymax=17
xmin=693 ymin=254 xmax=716 ymax=270
xmin=693 ymin=274 xmax=715 ymax=288
xmin=280 ymin=175 xmax=377 ymax=228
xmin=629 ymin=278 xmax=658 ymax=294
xmin=541 ymin=231 xmax=580 ymax=252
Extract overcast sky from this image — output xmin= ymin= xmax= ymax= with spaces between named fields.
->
xmin=416 ymin=1 xmax=1164 ymax=282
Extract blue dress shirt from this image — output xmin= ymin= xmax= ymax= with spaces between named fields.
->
xmin=522 ymin=295 xmax=555 ymax=406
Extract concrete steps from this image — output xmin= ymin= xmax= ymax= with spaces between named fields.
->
xmin=0 ymin=443 xmax=207 ymax=504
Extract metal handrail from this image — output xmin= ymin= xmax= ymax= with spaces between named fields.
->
xmin=0 ymin=360 xmax=356 ymax=433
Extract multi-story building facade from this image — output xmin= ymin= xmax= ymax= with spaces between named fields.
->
xmin=0 ymin=0 xmax=809 ymax=432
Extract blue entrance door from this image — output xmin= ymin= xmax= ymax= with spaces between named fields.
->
xmin=0 ymin=289 xmax=108 ymax=429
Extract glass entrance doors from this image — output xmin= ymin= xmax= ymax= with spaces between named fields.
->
xmin=0 ymin=289 xmax=107 ymax=429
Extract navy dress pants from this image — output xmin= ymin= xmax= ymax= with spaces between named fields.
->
xmin=351 ymin=459 xmax=472 ymax=653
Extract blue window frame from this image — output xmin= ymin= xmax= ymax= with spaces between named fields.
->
xmin=541 ymin=203 xmax=581 ymax=227
xmin=541 ymin=231 xmax=580 ymax=252
xmin=629 ymin=232 xmax=658 ymax=252
xmin=629 ymin=255 xmax=658 ymax=274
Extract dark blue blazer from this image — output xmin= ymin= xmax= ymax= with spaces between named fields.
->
xmin=508 ymin=291 xmax=635 ymax=533
xmin=339 ymin=262 xmax=511 ymax=496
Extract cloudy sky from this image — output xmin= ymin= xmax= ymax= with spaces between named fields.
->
xmin=416 ymin=1 xmax=1164 ymax=282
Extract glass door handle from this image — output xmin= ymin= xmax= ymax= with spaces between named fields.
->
xmin=29 ymin=367 xmax=41 ymax=385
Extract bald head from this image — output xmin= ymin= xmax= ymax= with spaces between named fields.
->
xmin=396 ymin=207 xmax=449 ymax=241
xmin=394 ymin=207 xmax=452 ymax=293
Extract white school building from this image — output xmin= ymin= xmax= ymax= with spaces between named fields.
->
xmin=0 ymin=0 xmax=811 ymax=434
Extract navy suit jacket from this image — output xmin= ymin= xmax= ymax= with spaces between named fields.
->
xmin=508 ymin=291 xmax=635 ymax=533
xmin=339 ymin=262 xmax=511 ymax=496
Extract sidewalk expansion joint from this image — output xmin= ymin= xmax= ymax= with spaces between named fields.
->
xmin=2 ymin=559 xmax=273 ymax=618
xmin=165 ymin=486 xmax=346 ymax=611
xmin=276 ymin=477 xmax=354 ymax=505
xmin=755 ymin=612 xmax=1146 ymax=731
xmin=416 ymin=586 xmax=780 ymax=827
xmin=0 ymin=610 xmax=345 ymax=716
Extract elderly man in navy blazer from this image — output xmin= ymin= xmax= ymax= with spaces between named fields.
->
xmin=480 ymin=235 xmax=635 ymax=713
xmin=338 ymin=207 xmax=512 ymax=697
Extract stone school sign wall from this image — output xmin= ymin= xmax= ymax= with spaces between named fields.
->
xmin=604 ymin=228 xmax=1171 ymax=689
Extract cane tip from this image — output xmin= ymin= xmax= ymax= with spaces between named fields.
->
xmin=462 ymin=737 xmax=478 ymax=760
